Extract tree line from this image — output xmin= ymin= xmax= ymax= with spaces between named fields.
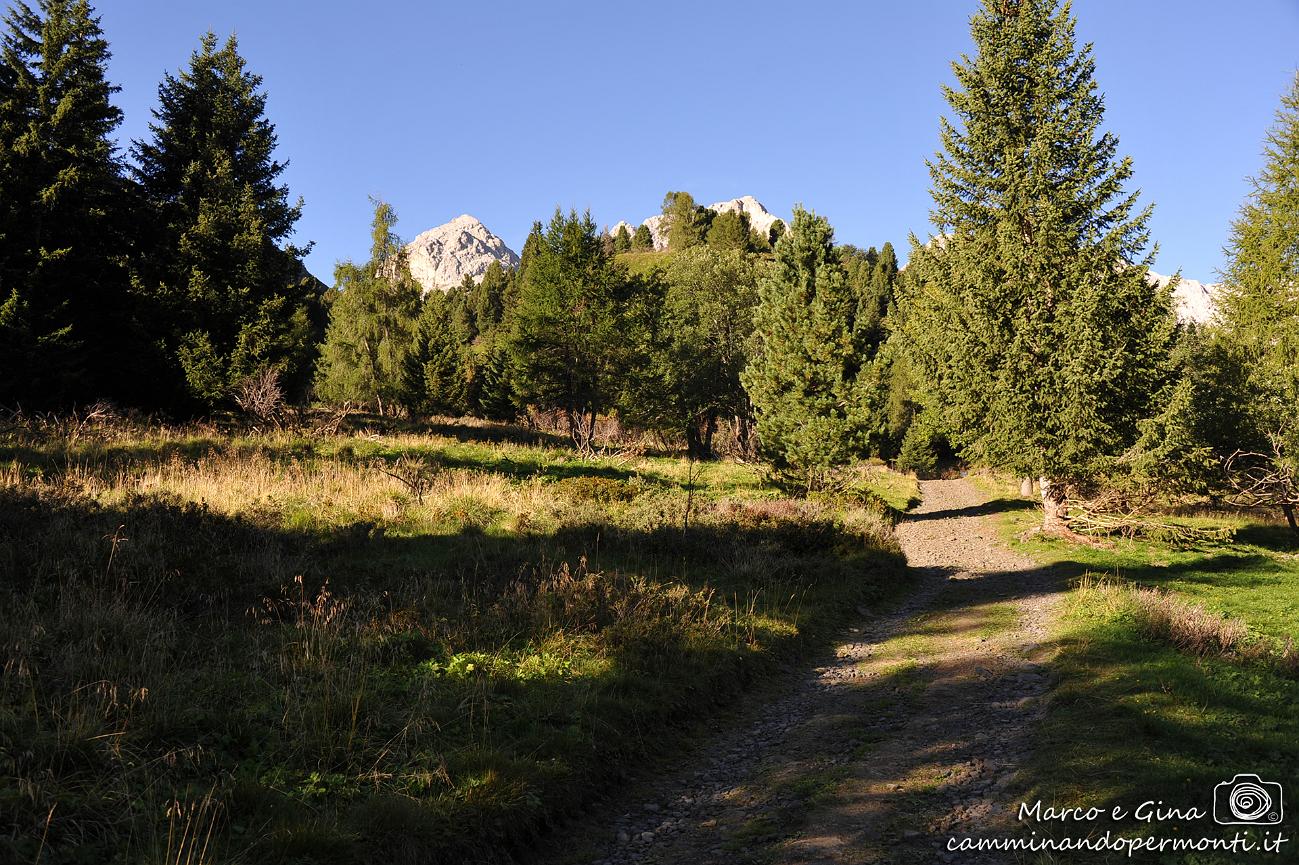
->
xmin=314 ymin=192 xmax=904 ymax=476
xmin=3 ymin=0 xmax=1297 ymax=534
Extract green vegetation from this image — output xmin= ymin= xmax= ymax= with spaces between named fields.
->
xmin=315 ymin=200 xmax=422 ymax=412
xmin=132 ymin=31 xmax=323 ymax=408
xmin=742 ymin=208 xmax=873 ymax=491
xmin=977 ymin=478 xmax=1299 ymax=857
xmin=0 ymin=0 xmax=148 ymax=407
xmin=0 ymin=415 xmax=909 ymax=864
xmin=900 ymin=0 xmax=1178 ymax=532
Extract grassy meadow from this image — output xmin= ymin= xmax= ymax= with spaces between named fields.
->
xmin=0 ymin=414 xmax=911 ymax=864
xmin=977 ymin=475 xmax=1299 ymax=858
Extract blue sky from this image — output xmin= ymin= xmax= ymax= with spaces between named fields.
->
xmin=75 ymin=1 xmax=1299 ymax=281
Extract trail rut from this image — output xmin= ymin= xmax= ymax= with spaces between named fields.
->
xmin=551 ymin=477 xmax=1065 ymax=865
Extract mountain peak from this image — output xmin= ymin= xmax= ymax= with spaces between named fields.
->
xmin=406 ymin=216 xmax=520 ymax=293
xmin=618 ymin=195 xmax=784 ymax=251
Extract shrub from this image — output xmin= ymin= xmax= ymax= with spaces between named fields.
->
xmin=895 ymin=420 xmax=939 ymax=478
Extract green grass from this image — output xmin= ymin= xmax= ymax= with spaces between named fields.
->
xmin=615 ymin=249 xmax=673 ymax=276
xmin=978 ymin=477 xmax=1299 ymax=861
xmin=0 ymin=416 xmax=910 ymax=865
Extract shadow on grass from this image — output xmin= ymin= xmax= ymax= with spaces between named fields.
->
xmin=0 ymin=484 xmax=905 ymax=865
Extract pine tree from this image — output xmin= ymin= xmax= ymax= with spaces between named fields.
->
xmin=631 ymin=223 xmax=654 ymax=251
xmin=741 ymin=207 xmax=867 ymax=490
xmin=132 ymin=32 xmax=319 ymax=408
xmin=899 ymin=0 xmax=1176 ymax=533
xmin=767 ymin=218 xmax=786 ymax=248
xmin=613 ymin=224 xmax=633 ymax=253
xmin=0 ymin=0 xmax=148 ymax=407
xmin=656 ymin=246 xmax=759 ymax=457
xmin=1215 ymin=71 xmax=1299 ymax=531
xmin=315 ymin=200 xmax=420 ymax=413
xmin=508 ymin=208 xmax=629 ymax=452
xmin=706 ymin=210 xmax=753 ymax=252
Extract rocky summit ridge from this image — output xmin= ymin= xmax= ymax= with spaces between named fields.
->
xmin=405 ymin=214 xmax=520 ymax=294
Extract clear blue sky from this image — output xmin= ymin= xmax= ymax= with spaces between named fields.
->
xmin=73 ymin=1 xmax=1299 ymax=281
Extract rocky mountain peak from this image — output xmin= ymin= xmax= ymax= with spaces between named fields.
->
xmin=614 ymin=195 xmax=786 ymax=251
xmin=1149 ymin=270 xmax=1219 ymax=325
xmin=405 ymin=214 xmax=520 ymax=294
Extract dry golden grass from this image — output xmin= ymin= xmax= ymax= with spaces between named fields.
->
xmin=0 ymin=416 xmax=906 ymax=864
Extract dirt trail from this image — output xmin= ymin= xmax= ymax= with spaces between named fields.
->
xmin=552 ymin=478 xmax=1064 ymax=865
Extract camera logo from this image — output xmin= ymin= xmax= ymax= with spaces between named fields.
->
xmin=1214 ymin=774 xmax=1284 ymax=825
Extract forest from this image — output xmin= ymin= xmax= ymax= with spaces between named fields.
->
xmin=2 ymin=0 xmax=1297 ymax=863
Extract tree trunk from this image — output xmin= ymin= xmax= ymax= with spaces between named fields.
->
xmin=685 ymin=424 xmax=704 ymax=461
xmin=1040 ymin=476 xmax=1069 ymax=535
xmin=1283 ymin=504 xmax=1299 ymax=538
xmin=1020 ymin=477 xmax=1034 ymax=497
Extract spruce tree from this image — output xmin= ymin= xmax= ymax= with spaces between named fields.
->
xmin=741 ymin=208 xmax=867 ymax=490
xmin=507 ymin=208 xmax=629 ymax=452
xmin=900 ymin=0 xmax=1176 ymax=532
xmin=1215 ymin=71 xmax=1299 ymax=530
xmin=404 ymin=289 xmax=469 ymax=417
xmin=132 ymin=32 xmax=319 ymax=408
xmin=767 ymin=218 xmax=786 ymax=248
xmin=315 ymin=200 xmax=421 ymax=414
xmin=0 ymin=0 xmax=148 ymax=407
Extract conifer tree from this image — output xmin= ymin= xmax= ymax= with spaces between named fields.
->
xmin=508 ymin=208 xmax=629 ymax=452
xmin=133 ymin=32 xmax=319 ymax=407
xmin=613 ymin=224 xmax=633 ymax=253
xmin=404 ymin=289 xmax=469 ymax=417
xmin=315 ymin=200 xmax=420 ymax=413
xmin=0 ymin=0 xmax=147 ymax=407
xmin=1215 ymin=71 xmax=1299 ymax=530
xmin=474 ymin=335 xmax=519 ymax=422
xmin=662 ymin=191 xmax=710 ymax=250
xmin=741 ymin=208 xmax=867 ymax=490
xmin=469 ymin=259 xmax=510 ymax=336
xmin=900 ymin=0 xmax=1176 ymax=532
xmin=631 ymin=223 xmax=654 ymax=251
xmin=657 ymin=246 xmax=759 ymax=457
xmin=767 ymin=218 xmax=786 ymax=248
xmin=706 ymin=210 xmax=753 ymax=252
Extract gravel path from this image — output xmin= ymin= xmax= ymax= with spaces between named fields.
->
xmin=547 ymin=478 xmax=1064 ymax=865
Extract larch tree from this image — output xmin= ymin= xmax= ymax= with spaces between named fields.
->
xmin=662 ymin=191 xmax=711 ymax=251
xmin=899 ymin=0 xmax=1177 ymax=533
xmin=1215 ymin=71 xmax=1299 ymax=532
xmin=132 ymin=32 xmax=320 ymax=408
xmin=315 ymin=200 xmax=421 ymax=414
